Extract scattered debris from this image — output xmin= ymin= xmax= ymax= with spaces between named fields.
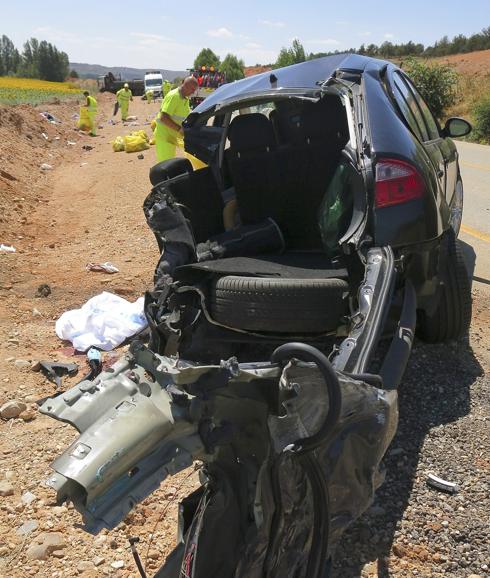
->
xmin=35 ymin=283 xmax=51 ymax=297
xmin=111 ymin=560 xmax=125 ymax=569
xmin=0 ymin=244 xmax=16 ymax=253
xmin=137 ymin=153 xmax=145 ymax=159
xmin=426 ymin=473 xmax=459 ymax=494
xmin=82 ymin=144 xmax=94 ymax=151
xmin=0 ymin=400 xmax=27 ymax=419
xmin=32 ymin=307 xmax=42 ymax=317
xmin=86 ymin=261 xmax=119 ymax=274
xmin=0 ymin=169 xmax=17 ymax=181
xmin=40 ymin=112 xmax=61 ymax=124
xmin=41 ymin=132 xmax=49 ymax=140
xmin=21 ymin=491 xmax=37 ymax=505
xmin=40 ymin=163 xmax=53 ymax=171
xmin=16 ymin=519 xmax=38 ymax=536
xmin=67 ymin=140 xmax=76 ymax=145
xmin=32 ymin=361 xmax=79 ymax=388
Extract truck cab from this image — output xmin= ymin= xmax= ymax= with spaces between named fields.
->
xmin=144 ymin=70 xmax=164 ymax=98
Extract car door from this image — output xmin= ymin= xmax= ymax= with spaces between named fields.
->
xmin=391 ymin=72 xmax=447 ymax=198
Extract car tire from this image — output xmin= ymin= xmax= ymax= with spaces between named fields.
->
xmin=209 ymin=276 xmax=349 ymax=333
xmin=418 ymin=231 xmax=472 ymax=343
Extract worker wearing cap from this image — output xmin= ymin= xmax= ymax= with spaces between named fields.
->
xmin=82 ymin=90 xmax=97 ymax=136
xmin=154 ymin=76 xmax=198 ymax=162
xmin=145 ymin=89 xmax=153 ymax=104
xmin=116 ymin=83 xmax=133 ymax=121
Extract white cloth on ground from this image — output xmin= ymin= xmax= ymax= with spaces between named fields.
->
xmin=55 ymin=291 xmax=147 ymax=351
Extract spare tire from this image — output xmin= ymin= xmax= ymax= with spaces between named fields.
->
xmin=209 ymin=276 xmax=348 ymax=333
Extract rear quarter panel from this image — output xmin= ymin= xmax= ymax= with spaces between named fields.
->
xmin=361 ymin=67 xmax=444 ymax=247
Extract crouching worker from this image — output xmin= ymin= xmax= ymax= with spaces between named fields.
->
xmin=154 ymin=76 xmax=197 ymax=162
xmin=146 ymin=89 xmax=153 ymax=104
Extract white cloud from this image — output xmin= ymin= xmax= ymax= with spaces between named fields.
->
xmin=358 ymin=31 xmax=372 ymax=37
xmin=309 ymin=38 xmax=341 ymax=46
xmin=33 ymin=26 xmax=84 ymax=44
xmin=384 ymin=33 xmax=395 ymax=39
xmin=207 ymin=27 xmax=233 ymax=38
xmin=259 ymin=19 xmax=285 ymax=28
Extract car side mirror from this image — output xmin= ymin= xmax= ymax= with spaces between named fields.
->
xmin=443 ymin=117 xmax=472 ymax=138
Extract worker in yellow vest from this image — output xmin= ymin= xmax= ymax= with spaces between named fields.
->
xmin=116 ymin=83 xmax=133 ymax=121
xmin=145 ymin=89 xmax=153 ymax=104
xmin=162 ymin=79 xmax=171 ymax=98
xmin=82 ymin=90 xmax=97 ymax=136
xmin=154 ymin=76 xmax=198 ymax=162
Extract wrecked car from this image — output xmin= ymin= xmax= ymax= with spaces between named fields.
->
xmin=40 ymin=54 xmax=472 ymax=577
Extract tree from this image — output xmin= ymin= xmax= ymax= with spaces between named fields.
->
xmin=274 ymin=38 xmax=306 ymax=68
xmin=220 ymin=53 xmax=244 ymax=82
xmin=0 ymin=35 xmax=20 ymax=76
xmin=69 ymin=69 xmax=79 ymax=79
xmin=194 ymin=48 xmax=220 ymax=70
xmin=402 ymin=57 xmax=459 ymax=119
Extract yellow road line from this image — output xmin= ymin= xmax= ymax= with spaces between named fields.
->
xmin=461 ymin=224 xmax=490 ymax=243
xmin=461 ymin=160 xmax=490 ymax=172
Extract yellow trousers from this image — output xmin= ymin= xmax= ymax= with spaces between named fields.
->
xmin=119 ymin=101 xmax=129 ymax=121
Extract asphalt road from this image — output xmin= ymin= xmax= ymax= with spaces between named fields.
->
xmin=456 ymin=140 xmax=490 ymax=292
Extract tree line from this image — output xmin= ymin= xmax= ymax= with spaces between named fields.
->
xmin=0 ymin=35 xmax=69 ymax=82
xmin=308 ymin=26 xmax=490 ymax=61
xmin=193 ymin=48 xmax=245 ymax=82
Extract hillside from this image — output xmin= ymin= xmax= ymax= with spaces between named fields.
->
xmin=69 ymin=62 xmax=188 ymax=81
xmin=430 ymin=48 xmax=490 ymax=76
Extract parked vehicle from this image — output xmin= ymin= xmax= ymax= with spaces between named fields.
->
xmin=189 ymin=66 xmax=226 ymax=108
xmin=97 ymin=71 xmax=144 ymax=96
xmin=144 ymin=70 xmax=164 ymax=98
xmin=42 ymin=53 xmax=472 ymax=577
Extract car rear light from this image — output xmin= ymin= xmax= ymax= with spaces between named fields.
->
xmin=375 ymin=158 xmax=425 ymax=208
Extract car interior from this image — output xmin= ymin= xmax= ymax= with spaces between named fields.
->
xmin=145 ymin=93 xmax=369 ymax=362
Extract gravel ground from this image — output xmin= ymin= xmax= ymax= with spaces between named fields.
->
xmin=0 ymin=97 xmax=488 ymax=578
xmin=333 ymin=287 xmax=489 ymax=578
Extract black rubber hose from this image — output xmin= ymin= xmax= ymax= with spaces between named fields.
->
xmin=271 ymin=342 xmax=342 ymax=453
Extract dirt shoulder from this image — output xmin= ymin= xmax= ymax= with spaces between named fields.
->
xmin=0 ymin=96 xmax=488 ymax=578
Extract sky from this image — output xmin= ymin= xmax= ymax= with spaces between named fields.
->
xmin=2 ymin=0 xmax=489 ymax=71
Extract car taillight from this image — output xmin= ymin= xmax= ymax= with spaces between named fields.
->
xmin=375 ymin=158 xmax=425 ymax=208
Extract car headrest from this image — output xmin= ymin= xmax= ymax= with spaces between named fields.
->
xmin=228 ymin=113 xmax=276 ymax=153
xmin=301 ymin=97 xmax=349 ymax=143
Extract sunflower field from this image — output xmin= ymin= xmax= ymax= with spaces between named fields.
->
xmin=0 ymin=77 xmax=81 ymax=105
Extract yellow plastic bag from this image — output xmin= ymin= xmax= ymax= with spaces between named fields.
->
xmin=77 ymin=107 xmax=91 ymax=132
xmin=124 ymin=133 xmax=150 ymax=153
xmin=111 ymin=136 xmax=125 ymax=152
xmin=130 ymin=129 xmax=149 ymax=142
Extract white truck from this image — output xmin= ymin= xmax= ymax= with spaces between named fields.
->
xmin=144 ymin=70 xmax=164 ymax=98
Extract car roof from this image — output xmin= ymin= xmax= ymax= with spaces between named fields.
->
xmin=193 ymin=53 xmax=390 ymax=114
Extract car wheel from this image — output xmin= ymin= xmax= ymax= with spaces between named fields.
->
xmin=209 ymin=276 xmax=348 ymax=333
xmin=418 ymin=230 xmax=472 ymax=343
xmin=449 ymin=177 xmax=463 ymax=237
